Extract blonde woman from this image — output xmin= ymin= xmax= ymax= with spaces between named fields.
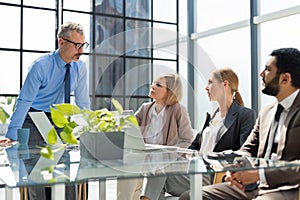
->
xmin=117 ymin=73 xmax=195 ymax=200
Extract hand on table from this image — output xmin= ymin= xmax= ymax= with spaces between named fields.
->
xmin=0 ymin=137 xmax=13 ymax=147
xmin=225 ymin=170 xmax=259 ymax=191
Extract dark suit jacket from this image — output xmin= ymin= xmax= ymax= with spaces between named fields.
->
xmin=189 ymin=100 xmax=256 ymax=152
xmin=240 ymin=91 xmax=300 ymax=189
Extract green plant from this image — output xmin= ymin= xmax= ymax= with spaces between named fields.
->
xmin=0 ymin=97 xmax=16 ymax=124
xmin=40 ymin=98 xmax=138 ymax=160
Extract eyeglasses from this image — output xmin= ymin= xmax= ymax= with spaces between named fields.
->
xmin=152 ymin=81 xmax=167 ymax=88
xmin=62 ymin=38 xmax=89 ymax=50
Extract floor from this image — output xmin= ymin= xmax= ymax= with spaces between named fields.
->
xmin=0 ymin=179 xmax=117 ymax=200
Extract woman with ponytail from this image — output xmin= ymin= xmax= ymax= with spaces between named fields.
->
xmin=191 ymin=67 xmax=255 ymax=155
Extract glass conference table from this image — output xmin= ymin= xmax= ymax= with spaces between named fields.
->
xmin=0 ymin=143 xmax=298 ymax=200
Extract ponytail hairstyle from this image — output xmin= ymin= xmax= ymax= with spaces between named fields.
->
xmin=212 ymin=67 xmax=244 ymax=106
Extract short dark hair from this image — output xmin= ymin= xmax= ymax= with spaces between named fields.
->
xmin=270 ymin=48 xmax=300 ymax=88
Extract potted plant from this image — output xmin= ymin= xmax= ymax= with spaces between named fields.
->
xmin=40 ymin=98 xmax=138 ymax=161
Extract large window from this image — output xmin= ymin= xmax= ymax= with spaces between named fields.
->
xmin=259 ymin=13 xmax=300 ymax=106
xmin=0 ymin=0 xmax=181 ymax=118
xmin=0 ymin=2 xmax=56 ymax=95
xmin=193 ymin=1 xmax=250 ymax=129
xmin=192 ymin=0 xmax=300 ymax=129
xmin=4 ymin=1 xmax=299 ymax=130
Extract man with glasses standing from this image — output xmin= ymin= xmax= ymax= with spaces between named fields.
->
xmin=0 ymin=22 xmax=90 ymax=199
xmin=1 ymin=21 xmax=90 ymax=145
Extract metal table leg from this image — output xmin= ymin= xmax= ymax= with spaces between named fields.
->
xmin=190 ymin=173 xmax=202 ymax=200
xmin=5 ymin=186 xmax=13 ymax=200
xmin=52 ymin=183 xmax=65 ymax=200
xmin=99 ymin=180 xmax=106 ymax=199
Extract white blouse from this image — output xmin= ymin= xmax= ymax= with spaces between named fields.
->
xmin=199 ymin=112 xmax=225 ymax=156
xmin=145 ymin=105 xmax=165 ymax=144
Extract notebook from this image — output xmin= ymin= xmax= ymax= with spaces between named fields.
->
xmin=28 ymin=112 xmax=62 ymax=144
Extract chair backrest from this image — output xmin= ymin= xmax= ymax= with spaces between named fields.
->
xmin=213 ymin=172 xmax=226 ymax=184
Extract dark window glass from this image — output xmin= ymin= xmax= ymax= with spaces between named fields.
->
xmin=93 ymin=56 xmax=124 ymax=96
xmin=125 ymin=20 xmax=151 ymax=57
xmin=125 ymin=0 xmax=151 ymax=19
xmin=125 ymin=58 xmax=151 ymax=96
xmin=95 ymin=0 xmax=123 ymax=16
xmin=95 ymin=15 xmax=124 ymax=55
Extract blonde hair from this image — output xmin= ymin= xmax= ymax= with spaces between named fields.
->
xmin=158 ymin=73 xmax=182 ymax=105
xmin=212 ymin=67 xmax=244 ymax=106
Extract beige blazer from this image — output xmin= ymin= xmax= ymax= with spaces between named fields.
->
xmin=240 ymin=92 xmax=300 ymax=189
xmin=135 ymin=102 xmax=194 ymax=148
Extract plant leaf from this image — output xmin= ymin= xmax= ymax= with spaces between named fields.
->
xmin=60 ymin=131 xmax=78 ymax=144
xmin=53 ymin=104 xmax=81 ymax=115
xmin=98 ymin=120 xmax=108 ymax=131
xmin=119 ymin=117 xmax=125 ymax=131
xmin=60 ymin=123 xmax=78 ymax=144
xmin=125 ymin=115 xmax=139 ymax=126
xmin=40 ymin=146 xmax=54 ymax=160
xmin=41 ymin=165 xmax=55 ymax=174
xmin=47 ymin=127 xmax=58 ymax=145
xmin=101 ymin=116 xmax=114 ymax=122
xmin=112 ymin=98 xmax=123 ymax=115
xmin=0 ymin=107 xmax=9 ymax=124
xmin=6 ymin=97 xmax=13 ymax=105
xmin=50 ymin=107 xmax=68 ymax=128
xmin=68 ymin=121 xmax=78 ymax=129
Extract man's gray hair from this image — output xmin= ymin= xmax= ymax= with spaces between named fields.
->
xmin=57 ymin=22 xmax=84 ymax=38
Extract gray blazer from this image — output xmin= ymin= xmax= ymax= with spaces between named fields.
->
xmin=240 ymin=92 xmax=300 ymax=189
xmin=189 ymin=100 xmax=256 ymax=152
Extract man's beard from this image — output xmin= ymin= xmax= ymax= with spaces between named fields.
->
xmin=262 ymin=74 xmax=280 ymax=96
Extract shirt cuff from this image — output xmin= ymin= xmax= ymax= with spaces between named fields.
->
xmin=5 ymin=129 xmax=18 ymax=141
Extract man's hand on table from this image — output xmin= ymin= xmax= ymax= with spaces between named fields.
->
xmin=225 ymin=170 xmax=259 ymax=191
xmin=0 ymin=138 xmax=13 ymax=147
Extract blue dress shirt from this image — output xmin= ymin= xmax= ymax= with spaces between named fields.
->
xmin=6 ymin=50 xmax=90 ymax=140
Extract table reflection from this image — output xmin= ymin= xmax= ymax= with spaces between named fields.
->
xmin=1 ymin=144 xmax=299 ymax=200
